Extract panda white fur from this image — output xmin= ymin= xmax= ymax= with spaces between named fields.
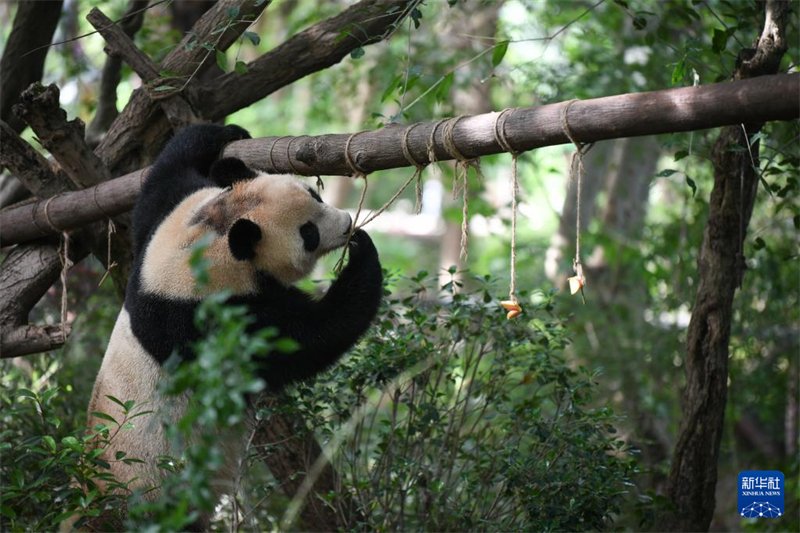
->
xmin=85 ymin=124 xmax=383 ymax=526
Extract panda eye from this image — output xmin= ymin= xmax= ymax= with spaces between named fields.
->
xmin=299 ymin=221 xmax=320 ymax=252
xmin=307 ymin=188 xmax=323 ymax=203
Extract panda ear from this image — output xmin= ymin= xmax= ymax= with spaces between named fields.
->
xmin=228 ymin=218 xmax=262 ymax=261
xmin=210 ymin=158 xmax=256 ymax=187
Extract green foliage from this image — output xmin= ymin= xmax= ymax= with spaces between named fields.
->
xmin=277 ymin=270 xmax=637 ymax=531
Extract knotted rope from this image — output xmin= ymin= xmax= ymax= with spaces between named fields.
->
xmin=441 ymin=116 xmax=484 ymax=261
xmin=493 ymin=108 xmax=523 ymax=317
xmin=561 ymin=99 xmax=591 ymax=303
xmin=268 ymin=136 xmax=291 ymax=173
xmin=93 ymin=185 xmax=118 ymax=287
xmin=334 ymin=132 xmax=370 ymax=274
xmin=401 ymin=123 xmax=426 ymax=214
xmin=42 ymin=195 xmax=72 ymax=341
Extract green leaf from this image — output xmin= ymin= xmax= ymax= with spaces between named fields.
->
xmin=674 ymin=150 xmax=689 ymax=161
xmin=90 ymin=411 xmax=118 ymax=425
xmin=350 ymin=47 xmax=365 ymax=60
xmin=685 ymin=176 xmax=697 ymax=197
xmin=671 ymin=58 xmax=686 ymax=85
xmin=243 ymin=31 xmax=261 ymax=46
xmin=274 ymin=338 xmax=300 ymax=353
xmin=42 ymin=435 xmax=56 ymax=454
xmin=655 ymin=169 xmax=679 ymax=177
xmin=234 ymin=61 xmax=249 ymax=74
xmin=105 ymin=395 xmax=126 ymax=410
xmin=115 ymin=450 xmax=127 ymax=460
xmin=492 ymin=40 xmax=509 ymax=67
xmin=226 ymin=6 xmax=240 ymax=19
xmin=62 ymin=436 xmax=82 ymax=452
xmin=153 ymin=85 xmax=175 ymax=92
xmin=633 ymin=16 xmax=647 ymax=30
xmin=216 ymin=49 xmax=228 ymax=72
xmin=435 ymin=72 xmax=455 ymax=104
xmin=17 ymin=388 xmax=37 ymax=400
xmin=753 ymin=237 xmax=766 ymax=250
xmin=712 ymin=28 xmax=728 ymax=53
xmin=40 ymin=387 xmax=59 ymax=406
xmin=11 ymin=469 xmax=24 ymax=488
xmin=0 ymin=506 xmax=16 ymax=519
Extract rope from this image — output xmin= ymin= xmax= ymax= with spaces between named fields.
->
xmin=334 ymin=132 xmax=369 ymax=274
xmin=30 ymin=200 xmax=48 ymax=236
xmin=41 ymin=195 xmax=71 ymax=340
xmin=493 ymin=109 xmax=523 ymax=316
xmin=316 ymin=176 xmax=325 ymax=195
xmin=269 ymin=136 xmax=291 ymax=173
xmin=561 ymin=99 xmax=589 ymax=303
xmin=286 ymin=136 xmax=303 ymax=175
xmin=426 ymin=119 xmax=447 ymax=173
xmin=400 ymin=123 xmax=426 ymax=214
xmin=441 ymin=116 xmax=483 ymax=261
xmin=94 ymin=185 xmax=118 ymax=287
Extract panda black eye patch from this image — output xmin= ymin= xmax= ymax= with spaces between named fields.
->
xmin=307 ymin=188 xmax=323 ymax=203
xmin=299 ymin=221 xmax=320 ymax=252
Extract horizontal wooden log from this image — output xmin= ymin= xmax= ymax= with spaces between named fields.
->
xmin=0 ymin=168 xmax=146 ymax=246
xmin=0 ymin=73 xmax=797 ymax=246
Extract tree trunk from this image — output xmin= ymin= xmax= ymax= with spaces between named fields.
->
xmin=660 ymin=2 xmax=788 ymax=530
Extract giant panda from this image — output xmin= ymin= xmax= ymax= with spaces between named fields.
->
xmin=85 ymin=124 xmax=383 ymax=526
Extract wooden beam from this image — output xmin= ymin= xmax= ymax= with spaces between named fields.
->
xmin=0 ymin=73 xmax=797 ymax=246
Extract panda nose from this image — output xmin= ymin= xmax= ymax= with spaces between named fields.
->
xmin=343 ymin=214 xmax=353 ymax=235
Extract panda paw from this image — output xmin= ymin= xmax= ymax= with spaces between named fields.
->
xmin=221 ymin=124 xmax=252 ymax=144
xmin=347 ymin=230 xmax=378 ymax=265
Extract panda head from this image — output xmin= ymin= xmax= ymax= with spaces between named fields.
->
xmin=193 ymin=159 xmax=352 ymax=286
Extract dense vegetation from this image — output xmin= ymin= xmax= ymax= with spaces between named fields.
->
xmin=0 ymin=0 xmax=797 ymax=531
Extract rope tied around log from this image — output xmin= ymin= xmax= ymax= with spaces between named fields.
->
xmin=401 ymin=123 xmax=426 ymax=214
xmin=561 ymin=99 xmax=591 ymax=303
xmin=493 ymin=108 xmax=524 ymax=318
xmin=334 ymin=132 xmax=370 ymax=274
xmin=268 ymin=136 xmax=291 ymax=173
xmin=442 ymin=116 xmax=484 ymax=261
xmin=93 ymin=184 xmax=118 ymax=287
xmin=286 ymin=136 xmax=304 ymax=175
xmin=42 ymin=195 xmax=72 ymax=342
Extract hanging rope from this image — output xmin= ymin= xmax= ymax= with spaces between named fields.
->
xmin=493 ymin=108 xmax=524 ymax=319
xmin=315 ymin=176 xmax=325 ymax=195
xmin=42 ymin=195 xmax=72 ymax=341
xmin=400 ymin=123 xmax=426 ymax=214
xmin=334 ymin=132 xmax=370 ymax=274
xmin=94 ymin=185 xmax=118 ymax=287
xmin=561 ymin=99 xmax=590 ymax=304
xmin=441 ymin=116 xmax=484 ymax=261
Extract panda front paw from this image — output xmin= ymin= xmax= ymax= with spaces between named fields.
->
xmin=346 ymin=230 xmax=378 ymax=265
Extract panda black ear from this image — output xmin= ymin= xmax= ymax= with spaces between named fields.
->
xmin=228 ymin=219 xmax=262 ymax=261
xmin=210 ymin=158 xmax=256 ymax=187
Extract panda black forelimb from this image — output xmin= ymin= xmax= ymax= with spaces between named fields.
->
xmin=250 ymin=230 xmax=383 ymax=390
xmin=132 ymin=124 xmax=251 ymax=256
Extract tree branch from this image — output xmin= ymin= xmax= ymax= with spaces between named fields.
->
xmin=86 ymin=6 xmax=199 ymax=131
xmin=1 ymin=73 xmax=797 ymax=246
xmin=12 ymin=83 xmax=132 ymax=295
xmin=0 ymin=238 xmax=90 ymax=358
xmin=199 ymin=0 xmax=416 ymax=121
xmin=94 ymin=0 xmax=271 ymax=175
xmin=660 ymin=1 xmax=789 ymax=530
xmin=0 ymin=0 xmax=63 ymax=133
xmin=86 ymin=0 xmax=150 ymax=147
xmin=14 ymin=83 xmax=110 ymax=189
xmin=0 ymin=120 xmax=75 ymax=197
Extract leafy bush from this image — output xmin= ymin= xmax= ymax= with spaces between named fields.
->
xmin=1 ymin=268 xmax=636 ymax=532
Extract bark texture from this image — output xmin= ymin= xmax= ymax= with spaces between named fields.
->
xmin=660 ymin=1 xmax=789 ymax=531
